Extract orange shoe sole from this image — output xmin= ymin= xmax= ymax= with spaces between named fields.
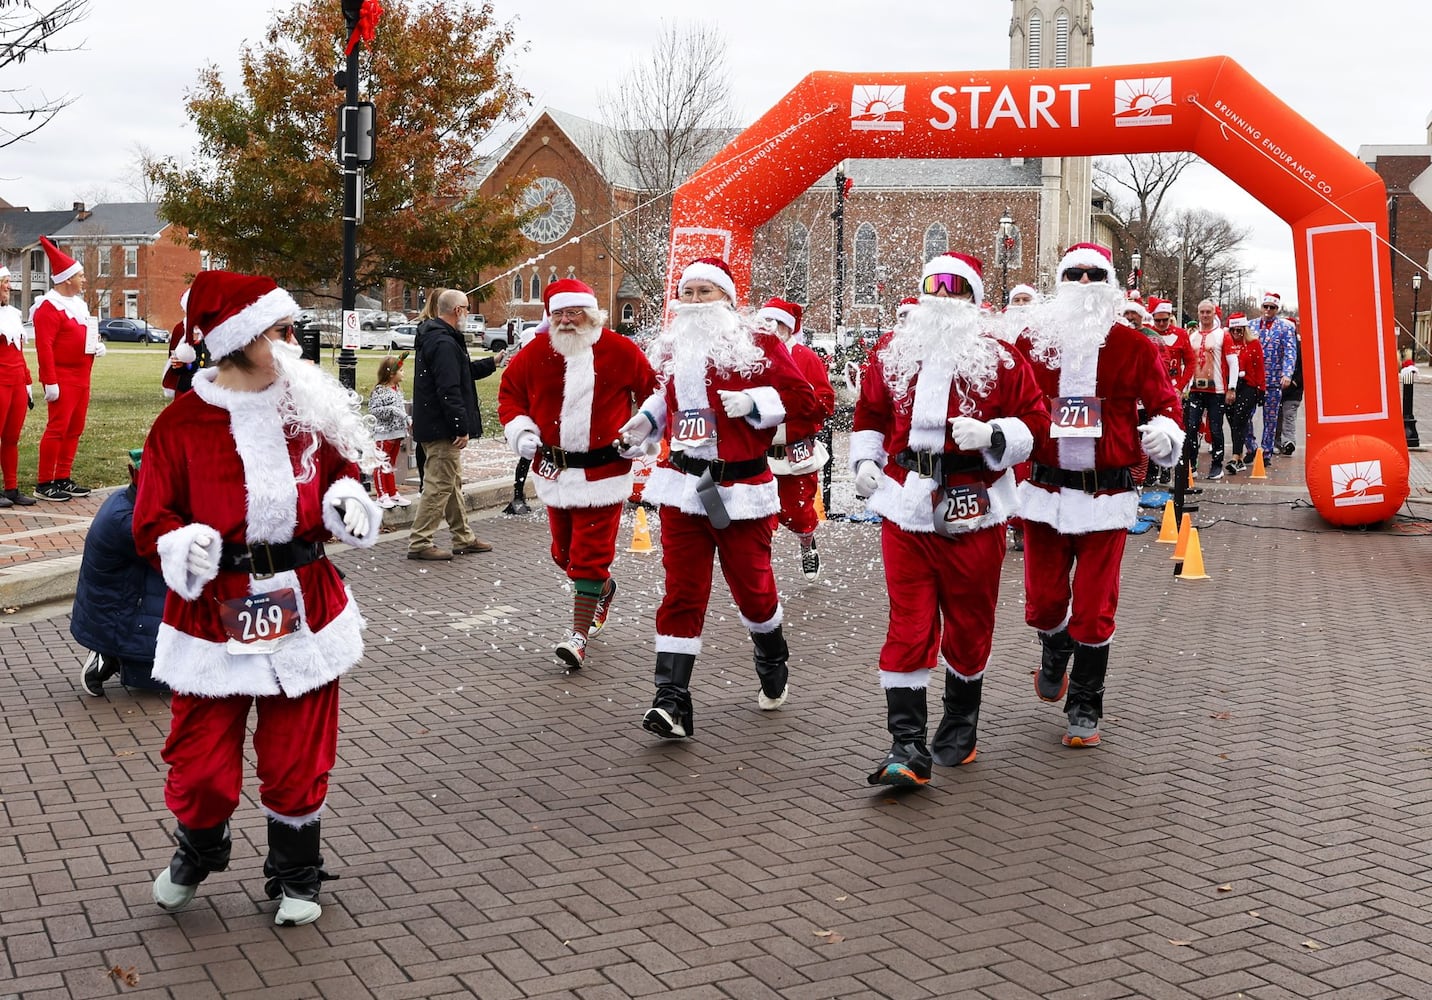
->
xmin=1062 ymin=732 xmax=1101 ymax=748
xmin=957 ymin=747 xmax=977 ymax=765
xmin=1035 ymin=674 xmax=1069 ymax=703
xmin=877 ymin=764 xmax=930 ymax=786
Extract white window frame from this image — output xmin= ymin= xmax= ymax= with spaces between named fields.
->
xmin=123 ymin=246 xmax=138 ymax=277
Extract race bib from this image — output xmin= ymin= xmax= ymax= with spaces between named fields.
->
xmin=785 ymin=436 xmax=815 ymax=465
xmin=532 ymin=451 xmax=561 ymax=480
xmin=219 ymin=589 xmax=300 ymax=654
xmin=673 ymin=407 xmax=717 ymax=448
xmin=1049 ymin=395 xmax=1103 ymax=439
xmin=933 ymin=483 xmax=991 ymax=537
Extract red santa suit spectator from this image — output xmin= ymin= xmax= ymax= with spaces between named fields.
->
xmin=756 ymin=297 xmax=836 ymax=582
xmin=0 ymin=266 xmax=35 ymax=507
xmin=1015 ymin=243 xmax=1185 ymax=749
xmin=31 ymin=236 xmax=104 ymax=502
xmin=1223 ymin=312 xmax=1265 ymax=474
xmin=133 ymin=270 xmax=383 ymax=927
xmin=619 ymin=258 xmax=821 ymax=741
xmin=852 ymin=254 xmax=1049 ymax=787
xmin=163 ymin=298 xmax=205 ymax=399
xmin=498 ymin=278 xmax=658 ymax=669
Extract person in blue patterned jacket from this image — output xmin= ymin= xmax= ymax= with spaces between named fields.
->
xmin=1253 ymin=292 xmax=1298 ymax=465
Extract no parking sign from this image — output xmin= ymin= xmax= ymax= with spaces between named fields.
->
xmin=341 ymin=310 xmax=360 ymax=350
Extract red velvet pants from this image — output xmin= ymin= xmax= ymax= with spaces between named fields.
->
xmin=1022 ymin=521 xmax=1127 ymax=645
xmin=878 ymin=520 xmax=1005 ymax=679
xmin=373 ymin=437 xmax=402 ymax=497
xmin=547 ymin=503 xmax=623 ymax=582
xmin=38 ymin=373 xmax=90 ymax=482
xmin=0 ymin=382 xmax=28 ymax=490
xmin=655 ymin=508 xmax=780 ymax=639
xmin=775 ymin=472 xmax=819 ymax=536
xmin=162 ymin=681 xmax=340 ymax=828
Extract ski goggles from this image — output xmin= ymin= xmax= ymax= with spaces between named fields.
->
xmin=920 ymin=272 xmax=973 ymax=297
xmin=1060 ymin=266 xmax=1109 ymax=283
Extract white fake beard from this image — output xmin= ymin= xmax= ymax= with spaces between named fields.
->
xmin=271 ymin=338 xmax=383 ymax=480
xmin=879 ymin=296 xmax=1006 ymax=409
xmin=1025 ymin=280 xmax=1124 ymax=369
xmin=550 ymin=317 xmax=600 ymax=357
xmin=648 ymin=300 xmax=765 ymax=380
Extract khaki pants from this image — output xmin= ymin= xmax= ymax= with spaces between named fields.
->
xmin=408 ymin=439 xmax=476 ymax=552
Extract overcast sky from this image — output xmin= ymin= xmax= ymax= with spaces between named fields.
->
xmin=4 ymin=0 xmax=1429 ymax=306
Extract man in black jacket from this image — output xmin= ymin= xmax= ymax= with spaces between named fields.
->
xmin=407 ymin=288 xmax=498 ymax=560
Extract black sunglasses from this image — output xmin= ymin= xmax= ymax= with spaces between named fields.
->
xmin=1061 ymin=267 xmax=1108 ymax=283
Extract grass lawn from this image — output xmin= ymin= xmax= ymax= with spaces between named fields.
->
xmin=13 ymin=344 xmax=505 ymax=492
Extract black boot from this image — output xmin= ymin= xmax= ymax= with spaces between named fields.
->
xmin=643 ymin=651 xmax=696 ymax=739
xmin=751 ymin=627 xmax=789 ymax=710
xmin=503 ymin=458 xmax=532 ymax=515
xmin=868 ymin=686 xmax=932 ymax=786
xmin=1035 ymin=628 xmax=1075 ymax=702
xmin=1063 ymin=643 xmax=1109 ymax=748
xmin=930 ymin=675 xmax=982 ymax=766
xmin=263 ymin=818 xmax=334 ymax=925
xmin=153 ymin=821 xmax=231 ymax=911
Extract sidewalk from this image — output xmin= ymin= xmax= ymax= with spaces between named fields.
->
xmin=9 ymin=403 xmax=1432 ymax=997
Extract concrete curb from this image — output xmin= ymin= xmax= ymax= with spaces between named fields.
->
xmin=0 ymin=476 xmax=527 ymax=612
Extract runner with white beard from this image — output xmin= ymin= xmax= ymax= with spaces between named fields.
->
xmin=618 ymin=258 xmax=821 ymax=741
xmin=1015 ymin=243 xmax=1185 ymax=749
xmin=851 ymin=254 xmax=1049 ymax=787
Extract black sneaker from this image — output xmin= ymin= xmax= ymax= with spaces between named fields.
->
xmin=800 ymin=543 xmax=821 ymax=582
xmin=0 ymin=493 xmax=10 ymax=508
xmin=34 ymin=481 xmax=71 ymax=502
xmin=4 ymin=488 xmax=36 ymax=506
xmin=80 ymin=651 xmax=119 ymax=696
xmin=1281 ymin=442 xmax=1295 ymax=456
xmin=1206 ymin=465 xmax=1224 ymax=481
xmin=57 ymin=478 xmax=91 ymax=498
xmin=589 ymin=579 xmax=617 ymax=637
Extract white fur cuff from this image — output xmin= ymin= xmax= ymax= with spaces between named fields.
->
xmin=744 ymin=386 xmax=785 ymax=430
xmin=849 ymin=429 xmax=888 ymax=469
xmin=740 ymin=606 xmax=784 ymax=633
xmin=323 ymin=478 xmax=382 ymax=547
xmin=503 ymin=415 xmax=540 ymax=454
xmin=987 ymin=417 xmax=1035 ymax=470
xmin=880 ymin=668 xmax=932 ymax=690
xmin=155 ymin=523 xmax=222 ymax=601
xmin=655 ymin=633 xmax=703 ymax=655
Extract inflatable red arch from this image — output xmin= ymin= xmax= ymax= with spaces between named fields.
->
xmin=667 ymin=56 xmax=1405 ymax=526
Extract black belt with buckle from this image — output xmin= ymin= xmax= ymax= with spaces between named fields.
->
xmin=894 ymin=448 xmax=986 ymax=483
xmin=540 ymin=443 xmax=623 ymax=469
xmin=1030 ymin=464 xmax=1133 ymax=494
xmin=220 ymin=540 xmax=326 ymax=578
xmin=669 ymin=450 xmax=769 ymax=483
xmin=1190 ymin=378 xmax=1215 ymax=390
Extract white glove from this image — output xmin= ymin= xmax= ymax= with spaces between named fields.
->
xmin=718 ymin=389 xmax=755 ymax=418
xmin=854 ymin=460 xmax=881 ymax=498
xmin=25 ymin=384 xmax=33 ymax=403
xmin=618 ymin=411 xmax=656 ymax=448
xmin=186 ymin=538 xmax=215 ymax=579
xmin=1401 ymin=365 xmax=1419 ymax=385
xmin=618 ymin=439 xmax=655 ymax=461
xmin=93 ymin=341 xmax=107 ymax=358
xmin=43 ymin=384 xmax=59 ymax=403
xmin=949 ymin=416 xmax=994 ymax=451
xmin=772 ymin=423 xmax=788 ymax=446
xmin=1139 ymin=422 xmax=1179 ymax=466
xmin=515 ymin=431 xmax=540 ymax=461
xmin=337 ymin=497 xmax=370 ymax=538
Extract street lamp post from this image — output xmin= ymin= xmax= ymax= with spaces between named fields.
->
xmin=998 ymin=208 xmax=1014 ymax=305
xmin=1130 ymin=249 xmax=1142 ymax=297
xmin=832 ymin=164 xmax=850 ymax=369
xmin=1414 ymin=272 xmax=1423 ymax=361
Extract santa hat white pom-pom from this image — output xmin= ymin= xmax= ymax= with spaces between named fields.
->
xmin=172 ymin=341 xmax=196 ymax=364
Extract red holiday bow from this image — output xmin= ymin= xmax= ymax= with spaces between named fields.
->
xmin=345 ymin=0 xmax=384 ymax=55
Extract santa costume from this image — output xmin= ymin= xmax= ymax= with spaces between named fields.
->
xmin=0 ymin=266 xmax=35 ymax=507
xmin=756 ymin=297 xmax=836 ymax=582
xmin=620 ymin=257 xmax=821 ymax=740
xmin=133 ymin=269 xmax=382 ymax=927
xmin=1223 ymin=312 xmax=1265 ymax=471
xmin=498 ymin=278 xmax=658 ymax=669
xmin=852 ymin=253 xmax=1049 ymax=786
xmin=1016 ymin=243 xmax=1184 ymax=748
xmin=31 ymin=236 xmax=102 ymax=502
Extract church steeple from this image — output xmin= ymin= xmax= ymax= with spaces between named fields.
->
xmin=1009 ymin=1 xmax=1094 ymax=71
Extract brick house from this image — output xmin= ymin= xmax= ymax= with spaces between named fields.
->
xmin=1359 ymin=123 xmax=1432 ymax=358
xmin=0 ymin=201 xmax=83 ymax=315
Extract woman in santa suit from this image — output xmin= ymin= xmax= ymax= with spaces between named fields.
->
xmin=0 ymin=266 xmax=36 ymax=507
xmin=133 ymin=270 xmax=383 ymax=927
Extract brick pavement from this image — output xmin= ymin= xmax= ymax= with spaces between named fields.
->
xmin=5 ymin=414 xmax=1432 ymax=998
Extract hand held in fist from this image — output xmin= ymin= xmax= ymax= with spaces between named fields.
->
xmin=948 ymin=416 xmax=994 ymax=451
xmin=717 ymin=390 xmax=755 ymax=418
xmin=516 ymin=432 xmax=539 ymax=461
xmin=854 ymin=460 xmax=881 ymax=498
xmin=43 ymin=384 xmax=59 ymax=403
xmin=186 ymin=539 xmax=214 ymax=578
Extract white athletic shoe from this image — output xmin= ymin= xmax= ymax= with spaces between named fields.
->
xmin=275 ymin=893 xmax=322 ymax=926
xmin=757 ymin=685 xmax=789 ymax=711
xmin=153 ymin=868 xmax=197 ymax=912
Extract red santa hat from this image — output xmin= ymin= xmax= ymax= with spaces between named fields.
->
xmin=1123 ymin=300 xmax=1150 ymax=323
xmin=183 ymin=269 xmax=300 ymax=359
xmin=896 ymin=296 xmax=920 ymax=319
xmin=1007 ymin=283 xmax=1038 ymax=304
xmin=1228 ymin=312 xmax=1249 ymax=328
xmin=922 ymin=252 xmax=985 ymax=305
xmin=1261 ymin=291 xmax=1281 ymax=308
xmin=543 ymin=277 xmax=598 ymax=315
xmin=39 ymin=235 xmax=82 ymax=284
xmin=1056 ymin=242 xmax=1117 ymax=285
xmin=1150 ymin=298 xmax=1174 ymax=316
xmin=678 ymin=257 xmax=738 ymax=304
xmin=757 ymin=296 xmax=802 ymax=336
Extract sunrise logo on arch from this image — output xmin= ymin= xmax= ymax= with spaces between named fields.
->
xmin=850 ymin=85 xmax=906 ymax=131
xmin=1330 ymin=459 xmax=1385 ymax=507
xmin=1113 ymin=77 xmax=1175 ymax=127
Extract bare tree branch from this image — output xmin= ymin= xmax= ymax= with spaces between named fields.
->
xmin=0 ymin=0 xmax=87 ymax=148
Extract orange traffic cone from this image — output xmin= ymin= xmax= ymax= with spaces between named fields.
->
xmin=1249 ymin=448 xmax=1267 ymax=479
xmin=1156 ymin=500 xmax=1179 ymax=543
xmin=814 ymin=488 xmax=827 ymax=522
xmin=1170 ymin=513 xmax=1193 ymax=560
xmin=1187 ymin=465 xmax=1196 ymax=489
xmin=627 ymin=507 xmax=654 ymax=553
xmin=1174 ymin=527 xmax=1210 ymax=580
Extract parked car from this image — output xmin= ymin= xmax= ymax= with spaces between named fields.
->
xmin=388 ymin=323 xmax=417 ymax=350
xmin=359 ymin=310 xmax=411 ymax=331
xmin=97 ymin=318 xmax=166 ymax=343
